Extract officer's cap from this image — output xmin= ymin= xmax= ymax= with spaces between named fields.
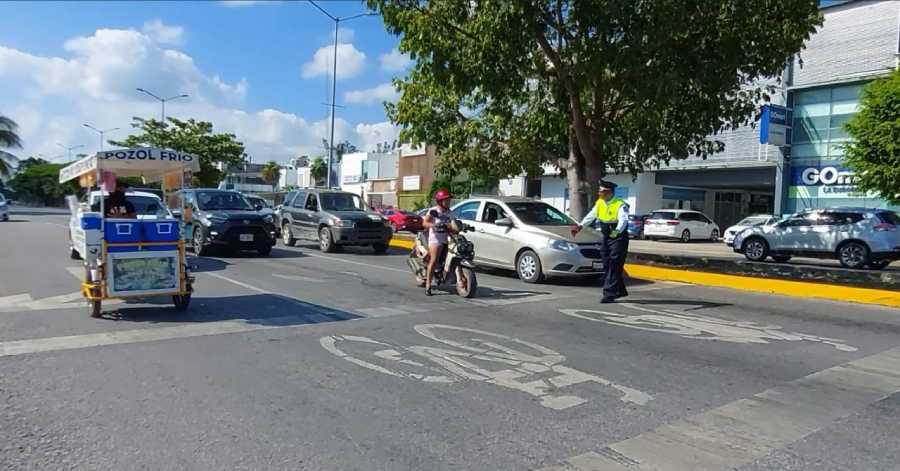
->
xmin=598 ymin=180 xmax=617 ymax=191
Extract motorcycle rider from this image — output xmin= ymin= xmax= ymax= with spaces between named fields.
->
xmin=422 ymin=188 xmax=455 ymax=296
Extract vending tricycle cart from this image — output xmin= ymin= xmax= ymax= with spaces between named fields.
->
xmin=59 ymin=147 xmax=200 ymax=317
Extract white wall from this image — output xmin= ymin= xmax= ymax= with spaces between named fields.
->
xmin=340 ymin=152 xmax=368 ymax=192
xmin=498 ymin=176 xmax=526 ymax=197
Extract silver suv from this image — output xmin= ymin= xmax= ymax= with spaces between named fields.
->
xmin=450 ymin=196 xmax=605 ymax=283
xmin=733 ymin=208 xmax=900 ymax=269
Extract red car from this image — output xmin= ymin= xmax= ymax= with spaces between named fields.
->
xmin=376 ymin=207 xmax=424 ymax=233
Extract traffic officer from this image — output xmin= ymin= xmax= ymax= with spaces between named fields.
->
xmin=572 ymin=180 xmax=630 ymax=303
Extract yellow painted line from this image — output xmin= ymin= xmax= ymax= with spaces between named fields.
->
xmin=389 ymin=238 xmax=415 ymax=250
xmin=625 ymin=263 xmax=900 ymax=308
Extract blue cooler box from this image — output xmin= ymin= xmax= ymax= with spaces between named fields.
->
xmin=80 ymin=213 xmax=102 ymax=230
xmin=142 ymin=219 xmax=180 ymax=251
xmin=104 ymin=219 xmax=142 ymax=244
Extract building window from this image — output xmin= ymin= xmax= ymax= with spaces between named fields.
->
xmin=791 ymin=83 xmax=864 ymax=160
xmin=526 ymin=179 xmax=542 ymax=198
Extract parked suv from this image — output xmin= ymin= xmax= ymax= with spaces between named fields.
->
xmin=278 ymin=189 xmax=393 ymax=253
xmin=175 ymin=189 xmax=277 ymax=256
xmin=733 ymin=208 xmax=900 ymax=269
xmin=643 ymin=209 xmax=720 ymax=242
xmin=450 ymin=196 xmax=605 ymax=283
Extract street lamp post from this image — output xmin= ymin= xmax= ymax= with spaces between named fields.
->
xmin=57 ymin=143 xmax=85 ymax=162
xmin=136 ymin=88 xmax=190 ymax=124
xmin=83 ymin=124 xmax=120 ymax=152
xmin=308 ymin=1 xmax=376 ymax=188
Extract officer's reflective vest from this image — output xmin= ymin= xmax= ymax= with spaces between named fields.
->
xmin=594 ymin=197 xmax=626 ymax=223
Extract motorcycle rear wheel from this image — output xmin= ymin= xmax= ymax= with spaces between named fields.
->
xmin=456 ymin=267 xmax=477 ymax=298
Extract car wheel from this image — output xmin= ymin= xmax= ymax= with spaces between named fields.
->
xmin=193 ymin=227 xmax=211 ymax=257
xmin=838 ymin=241 xmax=869 ymax=269
xmin=680 ymin=229 xmax=691 ymax=243
xmin=173 ymin=294 xmax=191 ymax=311
xmin=709 ymin=229 xmax=720 ymax=242
xmin=743 ymin=237 xmax=769 ymax=262
xmin=319 ymin=227 xmax=336 ymax=253
xmin=70 ymin=246 xmax=82 ymax=260
xmin=282 ymin=223 xmax=296 ymax=246
xmin=868 ymin=259 xmax=891 ymax=270
xmin=516 ymin=250 xmax=544 ymax=283
xmin=372 ymin=243 xmax=389 ymax=254
xmin=772 ymin=255 xmax=792 ymax=263
xmin=258 ymin=245 xmax=272 ymax=257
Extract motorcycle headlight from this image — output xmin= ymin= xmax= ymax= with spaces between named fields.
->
xmin=549 ymin=239 xmax=578 ymax=251
xmin=263 ymin=214 xmax=274 ymax=224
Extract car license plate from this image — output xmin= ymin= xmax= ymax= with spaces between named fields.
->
xmin=592 ymin=261 xmax=603 ymax=270
xmin=240 ymin=234 xmax=254 ymax=242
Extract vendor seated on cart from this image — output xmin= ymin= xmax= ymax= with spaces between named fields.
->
xmin=91 ymin=180 xmax=136 ymax=218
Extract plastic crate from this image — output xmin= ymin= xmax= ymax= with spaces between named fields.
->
xmin=142 ymin=219 xmax=180 ymax=242
xmin=104 ymin=219 xmax=141 ymax=243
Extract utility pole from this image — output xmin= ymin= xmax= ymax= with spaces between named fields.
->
xmin=83 ymin=124 xmax=120 ymax=152
xmin=57 ymin=143 xmax=85 ymax=162
xmin=308 ymin=1 xmax=376 ymax=188
xmin=136 ymin=88 xmax=189 ymax=124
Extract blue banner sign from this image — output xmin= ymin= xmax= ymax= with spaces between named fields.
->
xmin=759 ymin=104 xmax=790 ymax=146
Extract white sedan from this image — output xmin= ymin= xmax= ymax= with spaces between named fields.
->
xmin=723 ymin=215 xmax=778 ymax=246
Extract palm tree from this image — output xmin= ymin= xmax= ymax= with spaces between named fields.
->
xmin=0 ymin=116 xmax=22 ymax=177
xmin=260 ymin=161 xmax=281 ymax=191
xmin=309 ymin=157 xmax=327 ymax=187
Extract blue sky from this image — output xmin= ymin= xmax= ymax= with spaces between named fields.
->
xmin=0 ymin=0 xmax=407 ymax=163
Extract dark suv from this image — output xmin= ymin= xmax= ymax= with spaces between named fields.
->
xmin=176 ymin=189 xmax=277 ymax=256
xmin=277 ymin=189 xmax=393 ymax=253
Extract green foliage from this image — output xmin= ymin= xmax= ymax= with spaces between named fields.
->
xmin=0 ymin=115 xmax=22 ymax=150
xmin=843 ymin=69 xmax=900 ymax=204
xmin=110 ymin=117 xmax=245 ymax=188
xmin=261 ymin=161 xmax=281 ymax=190
xmin=309 ymin=157 xmax=327 ymax=185
xmin=369 ymin=0 xmax=822 ymax=214
xmin=9 ymin=163 xmax=80 ymax=206
xmin=0 ymin=150 xmax=17 ymax=178
xmin=428 ymin=173 xmax=499 ymax=202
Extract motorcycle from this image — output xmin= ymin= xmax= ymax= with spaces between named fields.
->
xmin=407 ymin=219 xmax=478 ymax=298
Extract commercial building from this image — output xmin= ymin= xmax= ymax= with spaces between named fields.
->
xmin=338 ymin=150 xmax=400 ymax=207
xmin=501 ymin=1 xmax=899 ymax=227
xmin=396 ymin=144 xmax=439 ymax=209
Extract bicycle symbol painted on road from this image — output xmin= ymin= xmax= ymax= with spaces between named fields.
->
xmin=559 ymin=303 xmax=857 ymax=352
xmin=320 ymin=324 xmax=652 ymax=410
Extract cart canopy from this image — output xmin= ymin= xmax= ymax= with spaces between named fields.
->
xmin=60 ymin=147 xmax=201 ymax=184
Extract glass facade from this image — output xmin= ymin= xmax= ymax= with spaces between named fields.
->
xmin=786 ymin=82 xmax=897 ymax=212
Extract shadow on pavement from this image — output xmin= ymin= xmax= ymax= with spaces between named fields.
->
xmin=294 ymin=243 xmax=408 ymax=257
xmin=219 ymin=247 xmax=308 ymax=260
xmin=475 ymin=286 xmax=553 ymax=299
xmin=98 ymin=293 xmax=360 ymax=326
xmin=187 ymin=256 xmax=230 ymax=273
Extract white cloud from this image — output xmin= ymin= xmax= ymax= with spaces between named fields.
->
xmin=344 ymin=83 xmax=400 ymax=105
xmin=0 ymin=27 xmax=396 ymax=164
xmin=320 ymin=27 xmax=355 ymax=45
xmin=142 ymin=19 xmax=184 ymax=46
xmin=301 ymin=43 xmax=365 ymax=80
xmin=379 ymin=48 xmax=411 ymax=72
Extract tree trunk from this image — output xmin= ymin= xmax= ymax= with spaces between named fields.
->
xmin=566 ymin=131 xmax=604 ymax=220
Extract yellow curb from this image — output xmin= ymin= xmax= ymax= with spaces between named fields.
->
xmin=389 ymin=238 xmax=415 ymax=250
xmin=625 ymin=263 xmax=900 ymax=308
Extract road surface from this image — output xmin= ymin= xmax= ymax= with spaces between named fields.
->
xmin=1 ymin=213 xmax=899 ymax=470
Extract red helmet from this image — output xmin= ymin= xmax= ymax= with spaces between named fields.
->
xmin=434 ymin=189 xmax=452 ymax=202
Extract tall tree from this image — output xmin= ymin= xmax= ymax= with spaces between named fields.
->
xmin=0 ymin=116 xmax=22 ymax=177
xmin=309 ymin=157 xmax=327 ymax=187
xmin=369 ymin=0 xmax=822 ymax=217
xmin=110 ymin=117 xmax=245 ymax=188
xmin=9 ymin=162 xmax=80 ymax=206
xmin=261 ymin=161 xmax=281 ymax=191
xmin=843 ymin=68 xmax=900 ymax=205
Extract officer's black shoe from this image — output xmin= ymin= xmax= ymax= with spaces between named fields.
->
xmin=600 ymin=296 xmax=616 ymax=304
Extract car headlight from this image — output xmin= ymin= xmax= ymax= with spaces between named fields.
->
xmin=202 ymin=214 xmax=227 ymax=226
xmin=336 ymin=219 xmax=354 ymax=228
xmin=549 ymin=239 xmax=578 ymax=251
xmin=263 ymin=214 xmax=274 ymax=224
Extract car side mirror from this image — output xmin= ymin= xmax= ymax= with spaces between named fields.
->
xmin=495 ymin=217 xmax=514 ymax=228
xmin=255 ymin=204 xmax=264 ymax=211
xmin=172 ymin=209 xmax=182 ymax=220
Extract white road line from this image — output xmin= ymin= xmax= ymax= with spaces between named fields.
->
xmin=0 ymin=293 xmax=33 ymax=306
xmin=271 ymin=273 xmax=325 ymax=283
xmin=535 ymin=345 xmax=900 ymax=470
xmin=355 ymin=306 xmax=411 ymax=318
xmin=466 ymin=292 xmax=572 ymax=307
xmin=204 ymin=272 xmax=271 ymax=294
xmin=302 ymin=251 xmax=409 ymax=274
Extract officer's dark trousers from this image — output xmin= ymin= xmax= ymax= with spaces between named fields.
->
xmin=600 ymin=233 xmax=629 ymax=299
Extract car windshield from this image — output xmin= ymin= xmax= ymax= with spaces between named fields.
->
xmin=735 ymin=216 xmax=770 ymax=226
xmin=506 ymin=202 xmax=574 ymax=226
xmin=197 ymin=191 xmax=252 ymax=211
xmin=247 ymin=197 xmax=269 ymax=208
xmin=649 ymin=211 xmax=677 ymax=220
xmin=320 ymin=193 xmax=364 ymax=211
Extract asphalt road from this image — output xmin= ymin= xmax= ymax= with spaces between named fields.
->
xmin=2 ymin=213 xmax=900 ymax=470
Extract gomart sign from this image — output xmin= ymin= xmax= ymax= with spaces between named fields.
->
xmin=789 ymin=165 xmax=864 ymax=199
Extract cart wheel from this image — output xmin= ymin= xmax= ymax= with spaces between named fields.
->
xmin=173 ymin=294 xmax=191 ymax=311
xmin=89 ymin=300 xmax=102 ymax=318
